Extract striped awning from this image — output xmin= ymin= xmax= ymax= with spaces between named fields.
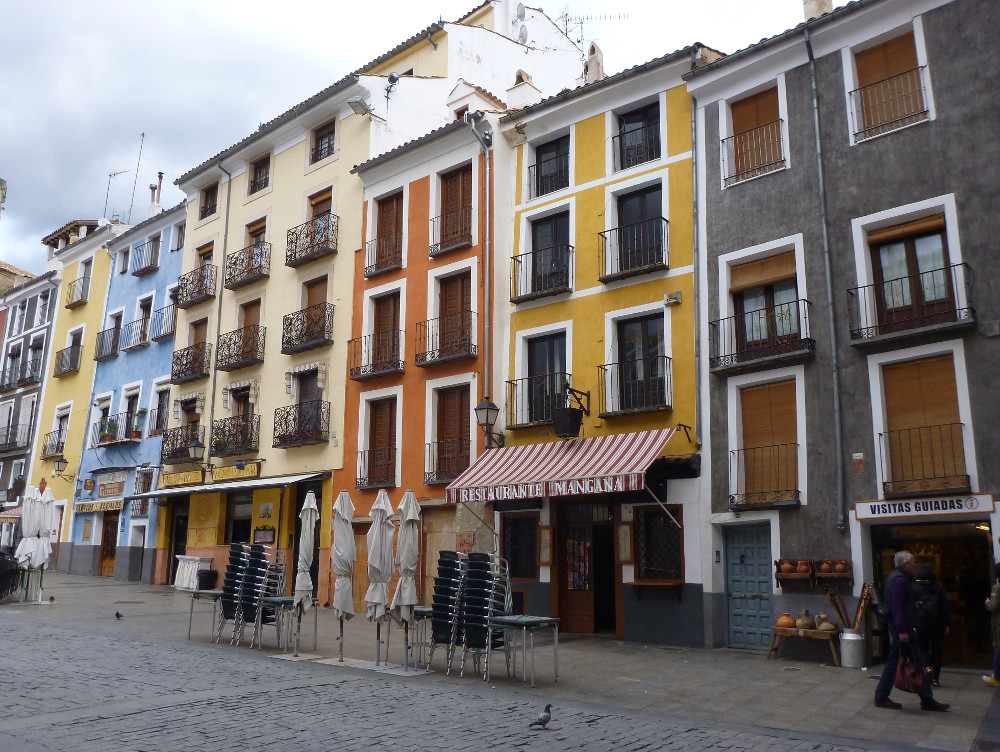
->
xmin=445 ymin=428 xmax=676 ymax=504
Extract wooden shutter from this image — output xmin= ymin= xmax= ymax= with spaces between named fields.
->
xmin=370 ymin=398 xmax=397 ymax=454
xmin=741 ymin=380 xmax=796 ymax=495
xmin=310 ymin=191 xmax=332 ymax=217
xmin=730 ymin=251 xmax=797 ymax=293
xmin=241 ymin=300 xmax=261 ymax=328
xmin=441 ymin=166 xmax=471 ymax=214
xmin=375 ymin=293 xmax=400 ymax=334
xmin=436 ymin=385 xmax=470 ymax=444
xmin=191 ymin=319 xmax=208 ymax=345
xmin=856 ymin=32 xmax=918 ymax=88
xmin=305 ymin=277 xmax=327 ymax=307
xmin=731 ymin=87 xmax=779 ymax=135
xmin=377 ymin=193 xmax=403 ymax=238
xmin=439 ymin=273 xmax=470 ymax=317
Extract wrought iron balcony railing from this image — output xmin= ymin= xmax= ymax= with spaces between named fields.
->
xmin=211 ymin=414 xmax=260 ymax=457
xmin=91 ymin=410 xmax=143 ymax=447
xmin=119 ymin=318 xmax=151 ymax=351
xmin=273 ymin=400 xmax=330 ymax=448
xmin=729 ymin=443 xmax=800 ymax=509
xmin=286 ymin=212 xmax=339 ymax=267
xmin=248 ymin=172 xmax=269 ymax=194
xmin=722 ymin=119 xmax=786 ymax=186
xmin=850 ymin=67 xmax=928 ymax=141
xmin=224 ymin=242 xmax=270 ymax=289
xmin=598 ymin=217 xmax=668 ymax=282
xmin=281 ymin=303 xmax=334 ymax=354
xmin=415 ymin=310 xmax=475 ymax=366
xmin=879 ymin=423 xmax=969 ymax=499
xmin=175 ymin=266 xmax=217 ymax=308
xmin=94 ymin=326 xmax=120 ymax=361
xmin=0 ymin=367 xmax=15 ymax=392
xmin=365 ymin=232 xmax=403 ymax=277
xmin=170 ymin=342 xmax=212 ymax=384
xmin=134 ymin=467 xmax=156 ymax=496
xmin=18 ymin=359 xmax=43 ymax=386
xmin=709 ymin=299 xmax=815 ymax=371
xmin=510 ymin=244 xmax=573 ymax=302
xmin=53 ymin=345 xmax=83 ymax=376
xmin=131 ymin=238 xmax=160 ymax=276
xmin=598 ymin=356 xmax=672 ymax=417
xmin=217 ymin=325 xmax=265 ymax=370
xmin=429 ymin=206 xmax=472 ymax=256
xmin=148 ymin=407 xmax=168 ymax=437
xmin=0 ymin=424 xmax=31 ymax=452
xmin=199 ymin=202 xmax=217 ymax=220
xmin=847 ymin=263 xmax=973 ymax=341
xmin=613 ymin=122 xmax=661 ymax=171
xmin=65 ymin=276 xmax=90 ymax=308
xmin=348 ymin=330 xmax=404 ymax=380
xmin=505 ymin=372 xmax=571 ymax=428
xmin=311 ymin=140 xmax=334 ymax=163
xmin=161 ymin=424 xmax=203 ymax=464
xmin=40 ymin=429 xmax=66 ymax=459
xmin=149 ymin=304 xmax=176 ymax=341
xmin=357 ymin=448 xmax=397 ymax=489
xmin=424 ymin=440 xmax=470 ymax=485
xmin=527 ymin=152 xmax=569 ymax=199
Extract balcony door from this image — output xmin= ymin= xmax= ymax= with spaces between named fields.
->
xmin=617 ymin=103 xmax=659 ymax=169
xmin=297 ymin=370 xmax=322 ymax=434
xmin=617 ymin=313 xmax=665 ymax=411
xmin=730 ymin=86 xmax=781 ymax=180
xmin=531 ymin=212 xmax=569 ymax=294
xmin=740 ymin=380 xmax=797 ymax=503
xmin=439 ymin=273 xmax=471 ymax=356
xmin=617 ymin=185 xmax=662 ymax=267
xmin=527 ymin=333 xmax=565 ymax=423
xmin=311 ymin=192 xmax=333 ymax=247
xmin=240 ymin=299 xmax=261 ymax=361
xmin=441 ymin=165 xmax=472 ymax=247
xmin=373 ymin=293 xmax=400 ymax=370
xmin=369 ymin=398 xmax=396 ymax=486
xmin=534 ymin=135 xmax=569 ymax=196
xmin=436 ymin=385 xmax=470 ymax=480
xmin=376 ymin=192 xmax=403 ymax=265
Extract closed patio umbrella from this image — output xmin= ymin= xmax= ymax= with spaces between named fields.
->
xmin=331 ymin=490 xmax=356 ymax=662
xmin=15 ymin=484 xmax=53 ymax=601
xmin=365 ymin=489 xmax=394 ymax=665
xmin=390 ymin=489 xmax=421 ymax=670
xmin=292 ymin=490 xmax=318 ymax=656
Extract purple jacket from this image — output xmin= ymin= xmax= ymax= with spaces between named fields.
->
xmin=886 ymin=568 xmax=911 ymax=633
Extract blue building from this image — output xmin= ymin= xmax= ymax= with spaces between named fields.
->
xmin=66 ymin=196 xmax=186 ymax=582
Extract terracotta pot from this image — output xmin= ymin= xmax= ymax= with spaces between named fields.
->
xmin=776 ymin=612 xmax=795 ymax=628
xmin=795 ymin=609 xmax=815 ymax=630
xmin=834 ymin=560 xmax=847 ymax=574
xmin=780 ymin=560 xmax=794 ymax=574
xmin=796 ymin=560 xmax=810 ymax=574
xmin=820 ymin=560 xmax=833 ymax=573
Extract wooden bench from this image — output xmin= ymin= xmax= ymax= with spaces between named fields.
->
xmin=767 ymin=626 xmax=840 ymax=666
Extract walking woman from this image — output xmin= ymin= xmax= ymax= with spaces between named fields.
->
xmin=984 ymin=571 xmax=1000 ymax=688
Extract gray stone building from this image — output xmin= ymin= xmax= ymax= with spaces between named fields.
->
xmin=686 ymin=0 xmax=999 ymax=661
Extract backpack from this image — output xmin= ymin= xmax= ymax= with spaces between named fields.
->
xmin=913 ymin=583 xmax=943 ymax=628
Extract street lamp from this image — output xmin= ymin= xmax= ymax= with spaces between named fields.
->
xmin=187 ymin=439 xmax=207 ymax=464
xmin=52 ymin=455 xmax=74 ymax=480
xmin=475 ymin=396 xmax=505 ymax=448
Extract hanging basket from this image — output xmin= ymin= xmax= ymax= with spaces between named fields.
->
xmin=552 ymin=407 xmax=583 ymax=438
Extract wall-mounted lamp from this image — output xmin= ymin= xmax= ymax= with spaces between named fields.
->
xmin=186 ymin=439 xmax=214 ymax=470
xmin=475 ymin=397 xmax=505 ymax=448
xmin=347 ymin=96 xmax=373 ymax=116
xmin=52 ymin=455 xmax=75 ymax=480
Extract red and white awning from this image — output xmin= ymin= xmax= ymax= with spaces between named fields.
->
xmin=445 ymin=428 xmax=676 ymax=504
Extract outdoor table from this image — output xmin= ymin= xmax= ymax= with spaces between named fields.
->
xmin=259 ymin=596 xmax=318 ymax=653
xmin=487 ymin=614 xmax=560 ymax=687
xmin=767 ymin=626 xmax=841 ymax=666
xmin=412 ymin=605 xmax=432 ymax=669
xmin=187 ymin=588 xmax=223 ymax=640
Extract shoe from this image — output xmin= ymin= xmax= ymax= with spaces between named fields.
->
xmin=921 ymin=700 xmax=950 ymax=712
xmin=932 ymin=680 xmax=940 ymax=687
xmin=983 ymin=676 xmax=1000 ymax=688
xmin=874 ymin=697 xmax=902 ymax=710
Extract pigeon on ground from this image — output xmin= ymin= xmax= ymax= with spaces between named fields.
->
xmin=115 ymin=611 xmax=123 ymax=620
xmin=49 ymin=595 xmax=54 ymax=602
xmin=529 ymin=704 xmax=552 ymax=729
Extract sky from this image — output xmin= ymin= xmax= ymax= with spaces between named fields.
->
xmin=0 ymin=0 xmax=846 ymax=276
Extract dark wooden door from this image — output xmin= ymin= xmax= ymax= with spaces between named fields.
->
xmin=373 ymin=293 xmax=400 ymax=370
xmin=376 ymin=193 xmax=403 ymax=266
xmin=440 ymin=165 xmax=472 ymax=246
xmin=369 ymin=398 xmax=397 ymax=485
xmin=169 ymin=508 xmax=188 ymax=584
xmin=305 ymin=277 xmax=327 ymax=308
xmin=436 ymin=385 xmax=470 ymax=479
xmin=99 ymin=512 xmax=119 ymax=577
xmin=726 ymin=524 xmax=772 ymax=648
xmin=558 ymin=501 xmax=614 ymax=634
xmin=439 ymin=273 xmax=471 ymax=355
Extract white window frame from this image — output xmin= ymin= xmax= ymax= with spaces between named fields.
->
xmin=524 ymin=125 xmax=574 ymax=204
xmin=717 ymin=74 xmax=790 ymax=190
xmin=361 ymin=277 xmax=407 ymax=364
xmin=357 ymin=385 xmax=404 ymax=489
xmin=605 ymin=91 xmax=666 ymax=176
xmin=602 ymin=301 xmax=672 ymax=414
xmin=426 ymin=256 xmax=478 ymax=351
xmin=429 ymin=157 xmax=479 ymax=250
xmin=424 ymin=372 xmax=478 ymax=468
xmin=716 ymin=233 xmax=808 ymax=325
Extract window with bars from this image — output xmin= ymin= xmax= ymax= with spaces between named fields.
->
xmin=502 ymin=514 xmax=538 ymax=580
xmin=634 ymin=505 xmax=683 ymax=583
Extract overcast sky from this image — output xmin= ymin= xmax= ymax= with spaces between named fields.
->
xmin=0 ymin=0 xmax=845 ymax=276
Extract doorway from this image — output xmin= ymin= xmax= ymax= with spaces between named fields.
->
xmin=168 ymin=500 xmax=189 ymax=585
xmin=557 ymin=500 xmax=615 ymax=634
xmin=99 ymin=512 xmax=119 ymax=577
xmin=725 ymin=524 xmax=773 ymax=648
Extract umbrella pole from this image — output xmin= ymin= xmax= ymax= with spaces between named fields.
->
xmin=404 ymin=621 xmax=410 ymax=672
xmin=386 ymin=620 xmax=391 ymax=664
xmin=294 ymin=605 xmax=303 ymax=657
xmin=339 ymin=616 xmax=344 ymax=662
xmin=375 ymin=622 xmax=381 ymax=666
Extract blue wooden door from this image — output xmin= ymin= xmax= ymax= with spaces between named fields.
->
xmin=726 ymin=525 xmax=773 ymax=648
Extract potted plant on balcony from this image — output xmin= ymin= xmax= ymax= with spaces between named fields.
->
xmin=100 ymin=419 xmax=118 ymax=443
xmin=131 ymin=409 xmax=147 ymax=439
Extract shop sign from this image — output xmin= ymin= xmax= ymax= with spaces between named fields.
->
xmin=454 ymin=473 xmax=637 ymax=502
xmin=98 ymin=471 xmax=127 ymax=499
xmin=83 ymin=479 xmax=95 ymax=491
xmin=211 ymin=462 xmax=260 ymax=482
xmin=162 ymin=470 xmax=204 ymax=488
xmin=75 ymin=498 xmax=125 ymax=513
xmin=855 ymin=493 xmax=994 ymax=520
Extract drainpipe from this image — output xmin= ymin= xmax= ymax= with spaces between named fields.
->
xmin=804 ymin=28 xmax=847 ymax=532
xmin=464 ymin=112 xmax=493 ymax=417
xmin=205 ymin=160 xmax=233 ymax=472
xmin=689 ymin=46 xmax=702 ymax=450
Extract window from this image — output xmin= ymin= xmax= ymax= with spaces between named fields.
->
xmin=368 ymin=192 xmax=404 ymax=275
xmin=454 ymin=105 xmax=469 ymax=121
xmin=225 ymin=492 xmax=253 ymax=544
xmin=432 ymin=384 xmax=470 ymax=482
xmin=200 ymin=183 xmax=218 ymax=219
xmin=734 ymin=380 xmax=798 ymax=507
xmin=249 ymin=156 xmax=269 ymax=194
xmin=723 ymin=86 xmax=784 ymax=185
xmin=615 ymin=313 xmax=667 ymax=412
xmin=150 ymin=389 xmax=170 ymax=436
xmin=174 ymin=224 xmax=185 ymax=252
xmin=604 ymin=185 xmax=665 ymax=279
xmin=372 ymin=292 xmax=401 ymax=371
xmin=731 ymin=252 xmax=800 ymax=351
xmin=528 ymin=212 xmax=570 ymax=297
xmin=502 ymin=514 xmax=538 ymax=580
xmin=135 ymin=467 xmax=156 ymax=495
xmin=615 ymin=103 xmax=660 ymax=171
xmin=312 ymin=121 xmax=336 ymax=163
xmin=437 ymin=272 xmax=472 ymax=356
xmin=530 ymin=135 xmax=569 ymax=198
xmin=527 ymin=332 xmax=566 ymax=424
xmin=361 ymin=397 xmax=396 ymax=488
xmin=15 ymin=302 xmax=26 ymax=333
xmin=634 ymin=505 xmax=683 ymax=582
xmin=37 ymin=292 xmax=49 ymax=326
xmin=437 ymin=165 xmax=473 ymax=252
xmin=851 ymin=31 xmax=928 ymax=140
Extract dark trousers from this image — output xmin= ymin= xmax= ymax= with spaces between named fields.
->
xmin=916 ymin=627 xmax=945 ymax=681
xmin=875 ymin=626 xmax=935 ymax=703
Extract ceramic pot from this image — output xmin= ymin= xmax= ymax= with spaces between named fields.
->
xmin=776 ymin=612 xmax=795 ymax=628
xmin=816 ymin=611 xmax=829 ymax=624
xmin=780 ymin=560 xmax=794 ymax=574
xmin=796 ymin=560 xmax=810 ymax=574
xmin=795 ymin=609 xmax=815 ymax=630
xmin=820 ymin=560 xmax=833 ymax=573
xmin=835 ymin=560 xmax=847 ymax=573
xmin=817 ymin=619 xmax=837 ymax=632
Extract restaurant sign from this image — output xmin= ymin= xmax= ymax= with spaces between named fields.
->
xmin=98 ymin=471 xmax=128 ymax=499
xmin=211 ymin=462 xmax=260 ymax=482
xmin=452 ymin=473 xmax=638 ymax=503
xmin=75 ymin=498 xmax=125 ymax=513
xmin=162 ymin=470 xmax=205 ymax=488
xmin=855 ymin=493 xmax=994 ymax=520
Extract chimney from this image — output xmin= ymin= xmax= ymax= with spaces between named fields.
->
xmin=804 ymin=0 xmax=833 ymax=21
xmin=156 ymin=172 xmax=163 ymax=204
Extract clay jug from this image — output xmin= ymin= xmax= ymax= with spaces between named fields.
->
xmin=776 ymin=612 xmax=795 ymax=628
xmin=780 ymin=560 xmax=794 ymax=574
xmin=820 ymin=560 xmax=833 ymax=573
xmin=817 ymin=618 xmax=837 ymax=632
xmin=795 ymin=609 xmax=814 ymax=630
xmin=796 ymin=560 xmax=810 ymax=574
xmin=834 ymin=560 xmax=847 ymax=573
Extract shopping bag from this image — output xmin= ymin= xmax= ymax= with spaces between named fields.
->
xmin=894 ymin=655 xmax=925 ymax=694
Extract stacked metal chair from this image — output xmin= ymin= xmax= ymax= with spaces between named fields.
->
xmin=457 ymin=552 xmax=512 ymax=680
xmin=427 ymin=550 xmax=464 ymax=672
xmin=214 ymin=543 xmax=286 ymax=647
xmin=216 ymin=543 xmax=251 ymax=645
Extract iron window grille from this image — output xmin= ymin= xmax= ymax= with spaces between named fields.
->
xmin=347 ymin=330 xmax=405 ymax=380
xmin=527 ymin=152 xmax=569 ymax=199
xmin=119 ymin=318 xmax=151 ymax=351
xmin=273 ymin=400 xmax=330 ymax=448
xmin=850 ymin=67 xmax=928 ymax=141
xmin=502 ymin=514 xmax=539 ymax=580
xmin=612 ymin=121 xmax=661 ymax=171
xmin=286 ymin=212 xmax=339 ymax=267
xmin=505 ymin=372 xmax=571 ymax=428
xmin=357 ymin=448 xmax=397 ymax=489
xmin=148 ymin=407 xmax=169 ymax=437
xmin=281 ymin=303 xmax=335 ymax=354
xmin=879 ymin=423 xmax=969 ymax=498
xmin=634 ymin=505 xmax=683 ymax=583
xmin=161 ymin=424 xmax=203 ymax=464
xmin=429 ymin=206 xmax=473 ymax=256
xmin=721 ymin=119 xmax=786 ymax=186
xmin=729 ymin=443 xmax=800 ymax=509
xmin=40 ymin=429 xmax=67 ymax=459
xmin=130 ymin=497 xmax=150 ymax=519
xmin=170 ymin=342 xmax=212 ymax=384
xmin=0 ymin=424 xmax=31 ymax=452
xmin=224 ymin=242 xmax=271 ymax=289
xmin=364 ymin=232 xmax=403 ymax=277
xmin=65 ymin=276 xmax=90 ymax=308
xmin=597 ymin=356 xmax=672 ymax=416
xmin=217 ymin=325 xmax=266 ymax=371
xmin=134 ymin=467 xmax=156 ymax=496
xmin=94 ymin=326 xmax=121 ymax=360
xmin=131 ymin=238 xmax=160 ymax=276
xmin=424 ymin=440 xmax=470 ymax=485
xmin=149 ymin=304 xmax=176 ymax=341
xmin=414 ymin=310 xmax=475 ymax=366
xmin=91 ymin=410 xmax=142 ymax=447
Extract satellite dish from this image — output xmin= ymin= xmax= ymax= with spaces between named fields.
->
xmin=518 ymin=24 xmax=528 ymax=44
xmin=516 ymin=3 xmax=525 ymax=21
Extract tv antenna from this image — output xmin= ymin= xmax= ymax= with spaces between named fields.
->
xmin=126 ymin=132 xmax=146 ymax=224
xmin=103 ymin=169 xmax=130 ymax=219
xmin=557 ymin=12 xmax=626 ymax=44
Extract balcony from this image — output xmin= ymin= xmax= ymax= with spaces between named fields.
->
xmin=134 ymin=468 xmax=156 ymax=496
xmin=147 ymin=407 xmax=168 ymax=437
xmin=357 ymin=448 xmax=396 ymax=489
xmin=65 ymin=276 xmax=90 ymax=308
xmin=597 ymin=356 xmax=672 ymax=417
xmin=365 ymin=233 xmax=403 ymax=277
xmin=505 ymin=372 xmax=571 ymax=429
xmin=612 ymin=122 xmax=661 ymax=171
xmin=161 ymin=424 xmax=203 ymax=464
xmin=170 ymin=342 xmax=212 ymax=384
xmin=879 ymin=423 xmax=969 ymax=499
xmin=18 ymin=359 xmax=43 ymax=386
xmin=729 ymin=443 xmax=800 ymax=509
xmin=175 ymin=266 xmax=217 ymax=308
xmin=248 ymin=172 xmax=269 ymax=194
xmin=199 ymin=202 xmax=216 ymax=220
xmin=273 ymin=400 xmax=330 ymax=448
xmin=280 ymin=304 xmax=332 ymax=355
xmin=91 ymin=410 xmax=143 ymax=447
xmin=286 ymin=212 xmax=339 ymax=268
xmin=131 ymin=239 xmax=160 ymax=276
xmin=722 ymin=119 xmax=786 ymax=186
xmin=40 ymin=429 xmax=66 ymax=459
xmin=510 ymin=244 xmax=573 ymax=303
xmin=94 ymin=327 xmax=120 ymax=361
xmin=217 ymin=325 xmax=265 ymax=371
xmin=348 ymin=330 xmax=404 ymax=380
xmin=847 ymin=263 xmax=973 ymax=344
xmin=599 ymin=217 xmax=668 ymax=283
xmin=0 ymin=367 xmax=14 ymax=392
xmin=850 ymin=67 xmax=928 ymax=142
xmin=429 ymin=206 xmax=472 ymax=256
xmin=0 ymin=424 xmax=31 ymax=453
xmin=149 ymin=304 xmax=176 ymax=341
xmin=709 ymin=299 xmax=815 ymax=373
xmin=211 ymin=415 xmax=260 ymax=457
xmin=424 ymin=440 xmax=469 ymax=485
xmin=120 ymin=318 xmax=151 ymax=351
xmin=415 ymin=311 xmax=476 ymax=366
xmin=224 ymin=242 xmax=270 ymax=289
xmin=527 ymin=153 xmax=569 ymax=200
xmin=53 ymin=345 xmax=82 ymax=376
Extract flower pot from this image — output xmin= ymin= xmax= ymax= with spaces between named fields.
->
xmin=131 ymin=430 xmax=142 ymax=439
xmin=552 ymin=407 xmax=583 ymax=438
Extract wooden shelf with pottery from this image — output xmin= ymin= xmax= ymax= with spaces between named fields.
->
xmin=814 ymin=559 xmax=853 ymax=586
xmin=774 ymin=559 xmax=812 ymax=586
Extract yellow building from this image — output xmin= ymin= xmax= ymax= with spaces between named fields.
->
xmin=453 ymin=45 xmax=720 ymax=643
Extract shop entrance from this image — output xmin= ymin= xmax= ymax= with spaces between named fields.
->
xmin=871 ymin=520 xmax=994 ymax=670
xmin=168 ymin=499 xmax=189 ymax=585
xmin=725 ymin=524 xmax=773 ymax=649
xmin=557 ymin=500 xmax=616 ymax=634
xmin=99 ymin=512 xmax=119 ymax=577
